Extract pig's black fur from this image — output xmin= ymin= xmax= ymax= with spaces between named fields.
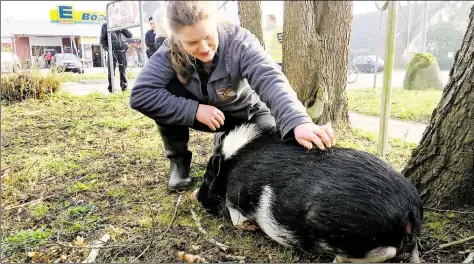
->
xmin=196 ymin=124 xmax=423 ymax=259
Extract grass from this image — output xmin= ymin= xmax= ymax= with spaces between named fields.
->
xmin=60 ymin=72 xmax=138 ymax=83
xmin=347 ymin=87 xmax=442 ymax=124
xmin=1 ymin=92 xmax=472 ymax=263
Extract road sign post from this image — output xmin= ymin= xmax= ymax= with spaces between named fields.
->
xmin=378 ymin=1 xmax=398 ymax=157
xmin=105 ymin=0 xmax=147 ymax=93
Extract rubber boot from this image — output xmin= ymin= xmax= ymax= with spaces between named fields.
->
xmin=161 ymin=136 xmax=193 ymax=191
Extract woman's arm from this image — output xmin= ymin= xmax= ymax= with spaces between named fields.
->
xmin=130 ymin=41 xmax=199 ymax=126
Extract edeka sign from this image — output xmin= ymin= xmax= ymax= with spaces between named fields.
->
xmin=50 ymin=5 xmax=106 ymax=24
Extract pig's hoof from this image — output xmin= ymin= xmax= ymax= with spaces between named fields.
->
xmin=333 ymin=256 xmax=347 ymax=263
xmin=236 ymin=220 xmax=260 ymax=231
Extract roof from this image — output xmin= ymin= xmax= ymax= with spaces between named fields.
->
xmin=1 ymin=19 xmax=145 ymax=39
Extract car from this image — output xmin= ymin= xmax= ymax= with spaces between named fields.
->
xmin=353 ymin=55 xmax=384 ymax=73
xmin=54 ymin=53 xmax=84 ymax=74
xmin=1 ymin=51 xmax=22 ymax=73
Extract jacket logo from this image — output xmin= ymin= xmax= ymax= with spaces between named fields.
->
xmin=217 ymin=87 xmax=236 ymax=101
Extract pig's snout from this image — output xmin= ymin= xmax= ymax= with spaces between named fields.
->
xmin=191 ymin=189 xmax=199 ymax=203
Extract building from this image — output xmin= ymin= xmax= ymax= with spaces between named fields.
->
xmin=1 ymin=2 xmax=159 ymax=69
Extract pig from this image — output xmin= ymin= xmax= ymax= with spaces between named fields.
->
xmin=192 ymin=123 xmax=423 ymax=262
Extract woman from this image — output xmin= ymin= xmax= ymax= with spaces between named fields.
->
xmin=130 ymin=1 xmax=335 ymax=191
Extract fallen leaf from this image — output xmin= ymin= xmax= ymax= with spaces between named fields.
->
xmin=74 ymin=235 xmax=86 ymax=246
xmin=177 ymin=251 xmax=207 ymax=263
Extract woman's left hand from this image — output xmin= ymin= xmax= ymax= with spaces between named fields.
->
xmin=294 ymin=122 xmax=335 ymax=150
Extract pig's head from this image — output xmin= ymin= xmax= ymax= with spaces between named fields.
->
xmin=192 ymin=153 xmax=227 ymax=215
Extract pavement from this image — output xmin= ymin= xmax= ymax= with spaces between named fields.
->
xmin=349 ymin=112 xmax=427 ymax=143
xmin=60 ymin=74 xmax=429 ymax=144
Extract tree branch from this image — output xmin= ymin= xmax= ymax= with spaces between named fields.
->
xmin=439 ymin=236 xmax=474 ymax=249
xmin=190 ymin=208 xmax=229 ymax=252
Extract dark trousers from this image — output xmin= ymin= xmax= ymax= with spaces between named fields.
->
xmin=107 ymin=50 xmax=128 ymax=91
xmin=157 ymin=78 xmax=276 ymax=152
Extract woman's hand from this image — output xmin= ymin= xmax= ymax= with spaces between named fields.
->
xmin=294 ymin=122 xmax=335 ymax=150
xmin=195 ymin=104 xmax=225 ymax=131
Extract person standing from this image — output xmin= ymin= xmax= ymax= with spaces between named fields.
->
xmin=100 ymin=23 xmax=133 ymax=93
xmin=145 ymin=17 xmax=157 ymax=59
xmin=264 ymin=14 xmax=283 ymax=68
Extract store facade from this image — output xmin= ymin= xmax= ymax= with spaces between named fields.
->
xmin=1 ymin=3 xmax=151 ymax=68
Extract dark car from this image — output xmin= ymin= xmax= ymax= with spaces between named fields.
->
xmin=54 ymin=53 xmax=84 ymax=74
xmin=353 ymin=55 xmax=384 ymax=73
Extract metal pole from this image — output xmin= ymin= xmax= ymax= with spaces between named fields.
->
xmin=80 ymin=35 xmax=85 ymax=66
xmin=70 ymin=35 xmax=74 ymax=54
xmin=378 ymin=1 xmax=398 ymax=157
xmin=107 ymin=31 xmax=115 ymax=93
xmin=406 ymin=1 xmax=411 ymax=67
xmin=106 ymin=1 xmax=115 ymax=92
xmin=138 ymin=0 xmax=148 ymax=66
xmin=419 ymin=1 xmax=429 ymax=53
xmin=373 ymin=10 xmax=384 ymax=89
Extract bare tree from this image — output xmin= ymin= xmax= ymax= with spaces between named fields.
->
xmin=237 ymin=1 xmax=265 ymax=47
xmin=283 ymin=1 xmax=353 ymax=126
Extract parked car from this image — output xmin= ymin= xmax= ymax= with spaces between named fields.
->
xmin=54 ymin=53 xmax=84 ymax=74
xmin=1 ymin=51 xmax=22 ymax=73
xmin=353 ymin=55 xmax=384 ymax=73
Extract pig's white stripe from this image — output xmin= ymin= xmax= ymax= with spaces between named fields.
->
xmin=222 ymin=123 xmax=262 ymax=160
xmin=254 ymin=185 xmax=296 ymax=247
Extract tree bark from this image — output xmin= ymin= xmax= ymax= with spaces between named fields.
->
xmin=402 ymin=5 xmax=474 ymax=209
xmin=237 ymin=1 xmax=265 ymax=48
xmin=283 ymin=1 xmax=352 ymax=127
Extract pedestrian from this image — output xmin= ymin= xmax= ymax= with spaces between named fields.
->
xmin=145 ymin=17 xmax=157 ymax=59
xmin=130 ymin=1 xmax=335 ymax=191
xmin=100 ymin=23 xmax=133 ymax=92
xmin=264 ymin=14 xmax=283 ymax=69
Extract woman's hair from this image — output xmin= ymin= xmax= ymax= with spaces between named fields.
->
xmin=166 ymin=1 xmax=217 ymax=83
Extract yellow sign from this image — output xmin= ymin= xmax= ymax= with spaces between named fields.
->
xmin=50 ymin=5 xmax=106 ymax=24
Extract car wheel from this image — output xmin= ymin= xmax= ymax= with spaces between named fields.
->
xmin=13 ymin=64 xmax=20 ymax=73
xmin=370 ymin=67 xmax=376 ymax=73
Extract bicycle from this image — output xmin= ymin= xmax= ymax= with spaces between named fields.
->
xmin=347 ymin=62 xmax=359 ymax=84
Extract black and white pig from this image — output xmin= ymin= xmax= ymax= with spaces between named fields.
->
xmin=192 ymin=123 xmax=423 ymax=263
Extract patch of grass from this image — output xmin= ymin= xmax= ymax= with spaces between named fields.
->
xmin=60 ymin=72 xmax=138 ymax=82
xmin=2 ymin=228 xmax=53 ymax=257
xmin=347 ymin=87 xmax=442 ymax=123
xmin=29 ymin=202 xmax=49 ymax=219
xmin=2 ymin=91 xmax=471 ymax=263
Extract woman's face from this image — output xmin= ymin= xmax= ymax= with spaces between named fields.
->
xmin=177 ymin=18 xmax=219 ymax=63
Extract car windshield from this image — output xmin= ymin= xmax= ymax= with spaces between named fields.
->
xmin=368 ymin=56 xmax=384 ymax=63
xmin=55 ymin=54 xmax=77 ymax=61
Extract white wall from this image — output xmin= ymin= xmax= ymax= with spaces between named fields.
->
xmin=1 ymin=37 xmax=12 ymax=43
xmin=28 ymin=36 xmax=63 ymax=47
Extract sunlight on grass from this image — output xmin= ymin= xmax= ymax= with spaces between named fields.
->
xmin=347 ymin=88 xmax=442 ymax=124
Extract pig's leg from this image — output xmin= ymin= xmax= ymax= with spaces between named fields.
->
xmin=333 ymin=247 xmax=397 ymax=263
xmin=227 ymin=206 xmax=260 ymax=231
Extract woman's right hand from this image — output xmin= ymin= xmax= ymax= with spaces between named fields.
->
xmin=195 ymin=104 xmax=225 ymax=131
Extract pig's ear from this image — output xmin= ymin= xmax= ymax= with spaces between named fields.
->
xmin=211 ymin=154 xmax=223 ymax=176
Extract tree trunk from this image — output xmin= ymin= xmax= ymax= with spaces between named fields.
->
xmin=237 ymin=1 xmax=265 ymax=48
xmin=283 ymin=1 xmax=352 ymax=127
xmin=402 ymin=5 xmax=474 ymax=209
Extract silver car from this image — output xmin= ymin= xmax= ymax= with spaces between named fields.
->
xmin=1 ymin=51 xmax=22 ymax=73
